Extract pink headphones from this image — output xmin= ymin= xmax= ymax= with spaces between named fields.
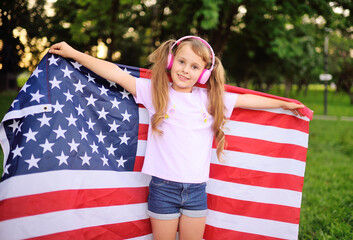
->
xmin=166 ymin=36 xmax=215 ymax=84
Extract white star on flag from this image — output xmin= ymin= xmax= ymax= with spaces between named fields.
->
xmin=121 ymin=110 xmax=131 ymax=122
xmin=97 ymin=131 xmax=106 ymax=143
xmin=66 ymin=114 xmax=77 ymax=126
xmin=75 ymin=105 xmax=85 ymax=116
xmin=61 ymin=66 xmax=73 ymax=79
xmin=64 ymin=90 xmax=74 ymax=102
xmin=50 ymin=76 xmax=61 ymax=89
xmin=111 ymin=98 xmax=121 ymax=109
xmin=25 ymin=155 xmax=41 ymax=170
xmin=119 ymin=133 xmax=130 ymax=145
xmin=20 ymin=82 xmax=30 ymax=92
xmin=85 ymin=94 xmax=97 ymax=106
xmin=12 ymin=145 xmax=24 ymax=158
xmin=39 ymin=139 xmax=55 ymax=153
xmin=120 ymin=89 xmax=130 ymax=99
xmin=30 ymin=90 xmax=44 ymax=103
xmin=108 ymin=120 xmax=120 ymax=132
xmin=87 ymin=118 xmax=95 ymax=130
xmin=48 ymin=55 xmax=59 ymax=66
xmin=116 ymin=156 xmax=127 ymax=168
xmin=101 ymin=155 xmax=109 ymax=166
xmin=9 ymin=120 xmax=20 ymax=133
xmin=80 ymin=152 xmax=91 ymax=166
xmin=53 ymin=126 xmax=67 ymax=139
xmin=73 ymin=80 xmax=85 ymax=93
xmin=52 ymin=101 xmax=64 ymax=113
xmin=68 ymin=139 xmax=79 ymax=152
xmin=37 ymin=114 xmax=52 ymax=127
xmin=31 ymin=67 xmax=43 ymax=78
xmin=71 ymin=61 xmax=82 ymax=70
xmin=107 ymin=144 xmax=117 ymax=156
xmin=23 ymin=128 xmax=38 ymax=142
xmin=90 ymin=142 xmax=99 ymax=153
xmin=98 ymin=85 xmax=109 ymax=96
xmin=97 ymin=107 xmax=109 ymax=120
xmin=85 ymin=73 xmax=95 ymax=82
xmin=56 ymin=151 xmax=69 ymax=166
xmin=79 ymin=128 xmax=88 ymax=140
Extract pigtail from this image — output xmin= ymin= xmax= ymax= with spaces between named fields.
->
xmin=207 ymin=57 xmax=227 ymax=162
xmin=147 ymin=40 xmax=175 ymax=135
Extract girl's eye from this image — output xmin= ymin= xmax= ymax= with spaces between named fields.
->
xmin=192 ymin=65 xmax=199 ymax=70
xmin=178 ymin=60 xmax=184 ymax=64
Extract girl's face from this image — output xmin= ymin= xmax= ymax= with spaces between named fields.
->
xmin=170 ymin=44 xmax=207 ymax=93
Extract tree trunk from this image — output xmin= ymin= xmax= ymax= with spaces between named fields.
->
xmin=107 ymin=0 xmax=120 ymax=61
xmin=284 ymin=79 xmax=292 ymax=98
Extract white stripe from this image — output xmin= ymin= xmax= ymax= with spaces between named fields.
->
xmin=0 ymin=170 xmax=151 ymax=200
xmin=206 ymin=209 xmax=299 ymax=240
xmin=137 ymin=140 xmax=147 ymax=157
xmin=126 ymin=234 xmax=153 ymax=240
xmin=139 ymin=107 xmax=149 ymax=124
xmin=225 ymin=120 xmax=309 ymax=148
xmin=211 ymin=149 xmax=306 ymax=177
xmin=0 ymin=203 xmax=149 ymax=240
xmin=206 ymin=178 xmax=302 ymax=208
xmin=0 ymin=123 xmax=10 ymax=170
xmin=1 ymin=104 xmax=52 ymax=122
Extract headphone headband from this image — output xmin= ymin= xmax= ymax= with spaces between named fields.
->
xmin=170 ymin=36 xmax=215 ymax=72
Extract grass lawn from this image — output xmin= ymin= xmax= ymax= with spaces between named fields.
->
xmin=268 ymin=84 xmax=353 ymax=117
xmin=0 ymin=86 xmax=352 ymax=239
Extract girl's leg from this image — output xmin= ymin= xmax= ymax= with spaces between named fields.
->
xmin=150 ymin=217 xmax=179 ymax=240
xmin=179 ymin=215 xmax=206 ymax=240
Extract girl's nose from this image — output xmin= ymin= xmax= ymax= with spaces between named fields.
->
xmin=182 ymin=65 xmax=189 ymax=73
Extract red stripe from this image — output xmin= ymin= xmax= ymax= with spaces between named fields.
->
xmin=28 ymin=218 xmax=152 ymax=240
xmin=138 ymin=123 xmax=148 ymax=140
xmin=0 ymin=187 xmax=148 ymax=221
xmin=210 ymin=164 xmax=304 ymax=191
xmin=133 ymin=156 xmax=145 ymax=172
xmin=207 ymin=194 xmax=300 ymax=224
xmin=221 ymin=135 xmax=308 ymax=162
xmin=231 ymin=108 xmax=309 ymax=133
xmin=139 ymin=68 xmax=152 ymax=79
xmin=204 ymin=224 xmax=285 ymax=240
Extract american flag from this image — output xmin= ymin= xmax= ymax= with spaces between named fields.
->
xmin=0 ymin=53 xmax=312 ymax=239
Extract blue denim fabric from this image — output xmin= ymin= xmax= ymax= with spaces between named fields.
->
xmin=147 ymin=176 xmax=208 ymax=220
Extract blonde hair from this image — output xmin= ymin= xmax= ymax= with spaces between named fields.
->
xmin=147 ymin=37 xmax=228 ymax=161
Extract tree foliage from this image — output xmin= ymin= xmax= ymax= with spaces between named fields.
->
xmin=1 ymin=0 xmax=353 ymax=102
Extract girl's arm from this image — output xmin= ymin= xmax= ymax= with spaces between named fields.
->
xmin=49 ymin=42 xmax=136 ymax=96
xmin=235 ymin=94 xmax=305 ymax=116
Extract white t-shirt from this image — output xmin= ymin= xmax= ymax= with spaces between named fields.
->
xmin=134 ymin=78 xmax=238 ymax=183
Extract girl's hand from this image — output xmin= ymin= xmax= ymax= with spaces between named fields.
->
xmin=281 ymin=102 xmax=305 ymax=117
xmin=49 ymin=42 xmax=77 ymax=59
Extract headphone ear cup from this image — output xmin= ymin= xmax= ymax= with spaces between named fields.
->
xmin=167 ymin=53 xmax=174 ymax=70
xmin=198 ymin=69 xmax=211 ymax=84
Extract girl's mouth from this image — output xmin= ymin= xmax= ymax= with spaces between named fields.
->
xmin=178 ymin=74 xmax=189 ymax=81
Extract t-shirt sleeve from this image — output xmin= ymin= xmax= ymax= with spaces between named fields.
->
xmin=133 ymin=78 xmax=154 ymax=110
xmin=224 ymin=92 xmax=238 ymax=118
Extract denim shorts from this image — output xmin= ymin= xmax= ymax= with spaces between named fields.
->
xmin=147 ymin=176 xmax=208 ymax=220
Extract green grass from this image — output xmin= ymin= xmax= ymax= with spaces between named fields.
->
xmin=299 ymin=120 xmax=353 ymax=239
xmin=0 ymin=86 xmax=352 ymax=239
xmin=268 ymin=84 xmax=353 ymax=117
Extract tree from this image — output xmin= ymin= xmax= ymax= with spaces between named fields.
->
xmin=0 ymin=0 xmax=47 ymax=91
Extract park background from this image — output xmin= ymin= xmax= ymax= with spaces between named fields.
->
xmin=0 ymin=0 xmax=352 ymax=239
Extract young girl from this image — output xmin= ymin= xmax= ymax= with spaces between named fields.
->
xmin=49 ymin=36 xmax=304 ymax=240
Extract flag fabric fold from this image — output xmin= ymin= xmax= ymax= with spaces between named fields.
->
xmin=0 ymin=53 xmax=312 ymax=240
